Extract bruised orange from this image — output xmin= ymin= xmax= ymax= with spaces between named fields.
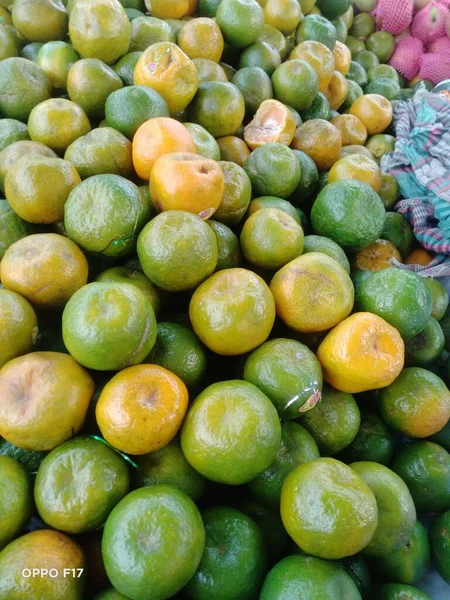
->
xmin=332 ymin=41 xmax=351 ymax=76
xmin=324 ymin=70 xmax=349 ymax=110
xmin=244 ymin=99 xmax=296 ymax=150
xmin=150 ymin=152 xmax=224 ymax=219
xmin=352 ymin=239 xmax=402 ymax=272
xmin=133 ymin=42 xmax=198 ymax=114
xmin=217 ymin=136 xmax=251 ymax=166
xmin=132 ymin=117 xmax=195 ymax=180
xmin=292 ymin=119 xmax=342 ymax=170
xmin=289 ymin=40 xmax=335 ymax=93
xmin=96 ymin=364 xmax=189 ymax=455
xmin=331 ymin=114 xmax=367 ymax=146
xmin=349 ymin=94 xmax=393 ymax=136
xmin=317 ymin=312 xmax=405 ymax=394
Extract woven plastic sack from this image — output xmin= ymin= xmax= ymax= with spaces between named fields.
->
xmin=412 ymin=0 xmax=448 ymax=45
xmin=373 ymin=0 xmax=414 ymax=35
xmin=389 ymin=37 xmax=423 ymax=79
xmin=420 ymin=52 xmax=450 ymax=83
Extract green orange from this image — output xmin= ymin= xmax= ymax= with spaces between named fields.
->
xmin=0 ymin=57 xmax=51 ymax=121
xmin=189 ymin=268 xmax=275 ymax=355
xmin=281 ymin=458 xmax=378 ymax=559
xmin=62 ymin=282 xmax=157 ymax=371
xmin=102 ymin=485 xmax=205 ymax=600
xmin=350 ymin=461 xmax=416 ymax=557
xmin=243 ymin=337 xmax=323 ymax=419
xmin=185 ymin=506 xmax=267 ymax=600
xmin=35 ymin=436 xmax=129 ymax=534
xmin=181 ymin=380 xmax=281 ymax=484
xmin=0 ymin=456 xmax=33 ymax=551
xmin=300 ymin=384 xmax=360 ymax=455
xmin=146 ymin=321 xmax=207 ymax=390
xmin=391 ymin=441 xmax=450 ymax=514
xmin=137 ymin=210 xmax=218 ymax=292
xmin=240 ymin=207 xmax=304 ymax=270
xmin=67 ymin=58 xmax=123 ymax=118
xmin=133 ymin=438 xmax=206 ymax=501
xmin=64 ymin=174 xmax=146 ymax=257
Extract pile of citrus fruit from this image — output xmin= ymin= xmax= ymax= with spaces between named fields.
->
xmin=1 ymin=0 xmax=450 ymax=599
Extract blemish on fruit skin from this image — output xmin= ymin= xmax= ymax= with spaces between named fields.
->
xmin=147 ymin=63 xmax=157 ymax=73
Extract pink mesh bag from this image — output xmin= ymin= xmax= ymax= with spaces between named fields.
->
xmin=428 ymin=36 xmax=450 ymax=53
xmin=412 ymin=1 xmax=449 ymax=45
xmin=420 ymin=52 xmax=450 ymax=83
xmin=372 ymin=0 xmax=414 ymax=35
xmin=389 ymin=36 xmax=424 ymax=79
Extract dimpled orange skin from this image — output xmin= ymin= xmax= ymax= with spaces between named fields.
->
xmin=0 ymin=351 xmax=94 ymax=451
xmin=150 ymin=152 xmax=224 ymax=219
xmin=352 ymin=239 xmax=402 ymax=272
xmin=317 ymin=312 xmax=405 ymax=394
xmin=270 ymin=252 xmax=354 ymax=333
xmin=132 ymin=117 xmax=196 ymax=181
xmin=189 ymin=268 xmax=276 ymax=356
xmin=349 ymin=94 xmax=393 ymax=136
xmin=0 ymin=233 xmax=89 ymax=308
xmin=96 ymin=364 xmax=189 ymax=455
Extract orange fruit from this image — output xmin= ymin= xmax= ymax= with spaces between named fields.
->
xmin=330 ymin=114 xmax=367 ymax=146
xmin=0 ymin=351 xmax=94 ymax=451
xmin=178 ymin=17 xmax=224 ymax=62
xmin=189 ymin=268 xmax=275 ymax=356
xmin=328 ymin=154 xmax=382 ymax=192
xmin=352 ymin=239 xmax=402 ymax=272
xmin=263 ymin=0 xmax=304 ymax=36
xmin=292 ymin=119 xmax=342 ymax=170
xmin=146 ymin=0 xmax=190 ymax=19
xmin=270 ymin=252 xmax=354 ymax=333
xmin=349 ymin=94 xmax=393 ymax=136
xmin=379 ymin=368 xmax=450 ymax=439
xmin=1 ymin=233 xmax=88 ymax=309
xmin=332 ymin=40 xmax=351 ymax=76
xmin=193 ymin=57 xmax=228 ymax=83
xmin=96 ymin=364 xmax=189 ymax=455
xmin=133 ymin=41 xmax=198 ymax=114
xmin=150 ymin=152 xmax=224 ymax=219
xmin=324 ymin=70 xmax=349 ymax=110
xmin=405 ymin=248 xmax=433 ymax=267
xmin=317 ymin=312 xmax=405 ymax=394
xmin=289 ymin=40 xmax=335 ymax=93
xmin=244 ymin=99 xmax=296 ymax=150
xmin=132 ymin=117 xmax=195 ymax=180
xmin=217 ymin=135 xmax=251 ymax=166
